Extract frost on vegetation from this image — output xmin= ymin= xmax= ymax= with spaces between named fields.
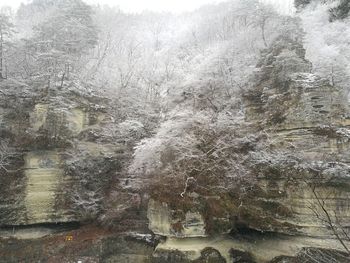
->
xmin=0 ymin=140 xmax=16 ymax=171
xmin=1 ymin=0 xmax=350 ymax=242
xmin=300 ymin=1 xmax=350 ymax=95
xmin=129 ymin=111 xmax=209 ymax=176
xmin=250 ymin=141 xmax=350 ymax=181
xmin=71 ymin=189 xmax=103 ymax=220
xmin=335 ymin=128 xmax=350 ymax=140
xmin=118 ymin=119 xmax=146 ymax=141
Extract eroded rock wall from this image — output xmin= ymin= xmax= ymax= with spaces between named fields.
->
xmin=146 ymin=36 xmax=350 ymax=262
xmin=0 ymin=81 xmax=123 ymax=226
xmin=1 ymin=35 xmax=350 ymax=263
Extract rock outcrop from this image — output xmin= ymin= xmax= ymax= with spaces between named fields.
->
xmin=146 ymin=36 xmax=350 ymax=261
xmin=147 ymin=199 xmax=206 ymax=238
xmin=0 ymin=80 xmax=123 ymax=226
xmin=1 ymin=37 xmax=350 ymax=262
xmin=242 ymin=36 xmax=350 ymax=238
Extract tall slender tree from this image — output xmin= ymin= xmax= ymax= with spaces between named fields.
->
xmin=0 ymin=13 xmax=15 ymax=79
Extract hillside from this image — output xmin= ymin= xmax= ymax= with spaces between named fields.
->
xmin=0 ymin=0 xmax=350 ymax=262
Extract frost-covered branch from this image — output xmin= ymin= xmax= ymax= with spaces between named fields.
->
xmin=0 ymin=140 xmax=15 ymax=172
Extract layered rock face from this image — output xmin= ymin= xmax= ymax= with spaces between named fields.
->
xmin=0 ymin=81 xmax=122 ymax=226
xmin=244 ymin=37 xmax=347 ymax=129
xmin=146 ymin=37 xmax=350 ymax=262
xmin=243 ymin=36 xmax=350 ymax=238
xmin=24 ymin=151 xmax=67 ymax=223
xmin=1 ymin=38 xmax=350 ymax=262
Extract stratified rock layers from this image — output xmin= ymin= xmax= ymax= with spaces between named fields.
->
xmin=23 ymin=151 xmax=77 ymax=224
xmin=147 ymin=37 xmax=350 ymax=261
xmin=0 ymin=37 xmax=350 ymax=263
xmin=0 ymin=81 xmax=121 ymax=226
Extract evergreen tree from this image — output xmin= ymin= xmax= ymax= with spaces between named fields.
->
xmin=26 ymin=0 xmax=98 ymax=86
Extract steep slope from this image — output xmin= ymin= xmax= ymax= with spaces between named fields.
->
xmin=0 ymin=3 xmax=350 ymax=262
xmin=147 ymin=36 xmax=350 ymax=262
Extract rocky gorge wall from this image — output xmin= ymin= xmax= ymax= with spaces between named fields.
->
xmin=0 ymin=81 xmax=122 ymax=226
xmin=143 ymin=37 xmax=350 ymax=262
xmin=1 ymin=38 xmax=350 ymax=263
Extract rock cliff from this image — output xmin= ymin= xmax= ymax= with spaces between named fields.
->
xmin=1 ymin=37 xmax=350 ymax=262
xmin=144 ymin=37 xmax=350 ymax=262
xmin=0 ymin=80 xmax=123 ymax=226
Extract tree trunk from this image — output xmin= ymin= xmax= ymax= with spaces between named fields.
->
xmin=0 ymin=28 xmax=3 ymax=79
xmin=261 ymin=22 xmax=268 ymax=48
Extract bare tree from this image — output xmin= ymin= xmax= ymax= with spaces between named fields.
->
xmin=0 ymin=140 xmax=15 ymax=171
xmin=305 ymin=169 xmax=350 ymax=256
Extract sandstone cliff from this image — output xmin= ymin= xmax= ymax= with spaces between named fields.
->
xmin=145 ymin=36 xmax=350 ymax=262
xmin=0 ymin=35 xmax=349 ymax=263
xmin=0 ymin=81 xmax=123 ymax=226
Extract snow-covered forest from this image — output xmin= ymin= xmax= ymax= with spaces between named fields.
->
xmin=0 ymin=0 xmax=350 ymax=262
